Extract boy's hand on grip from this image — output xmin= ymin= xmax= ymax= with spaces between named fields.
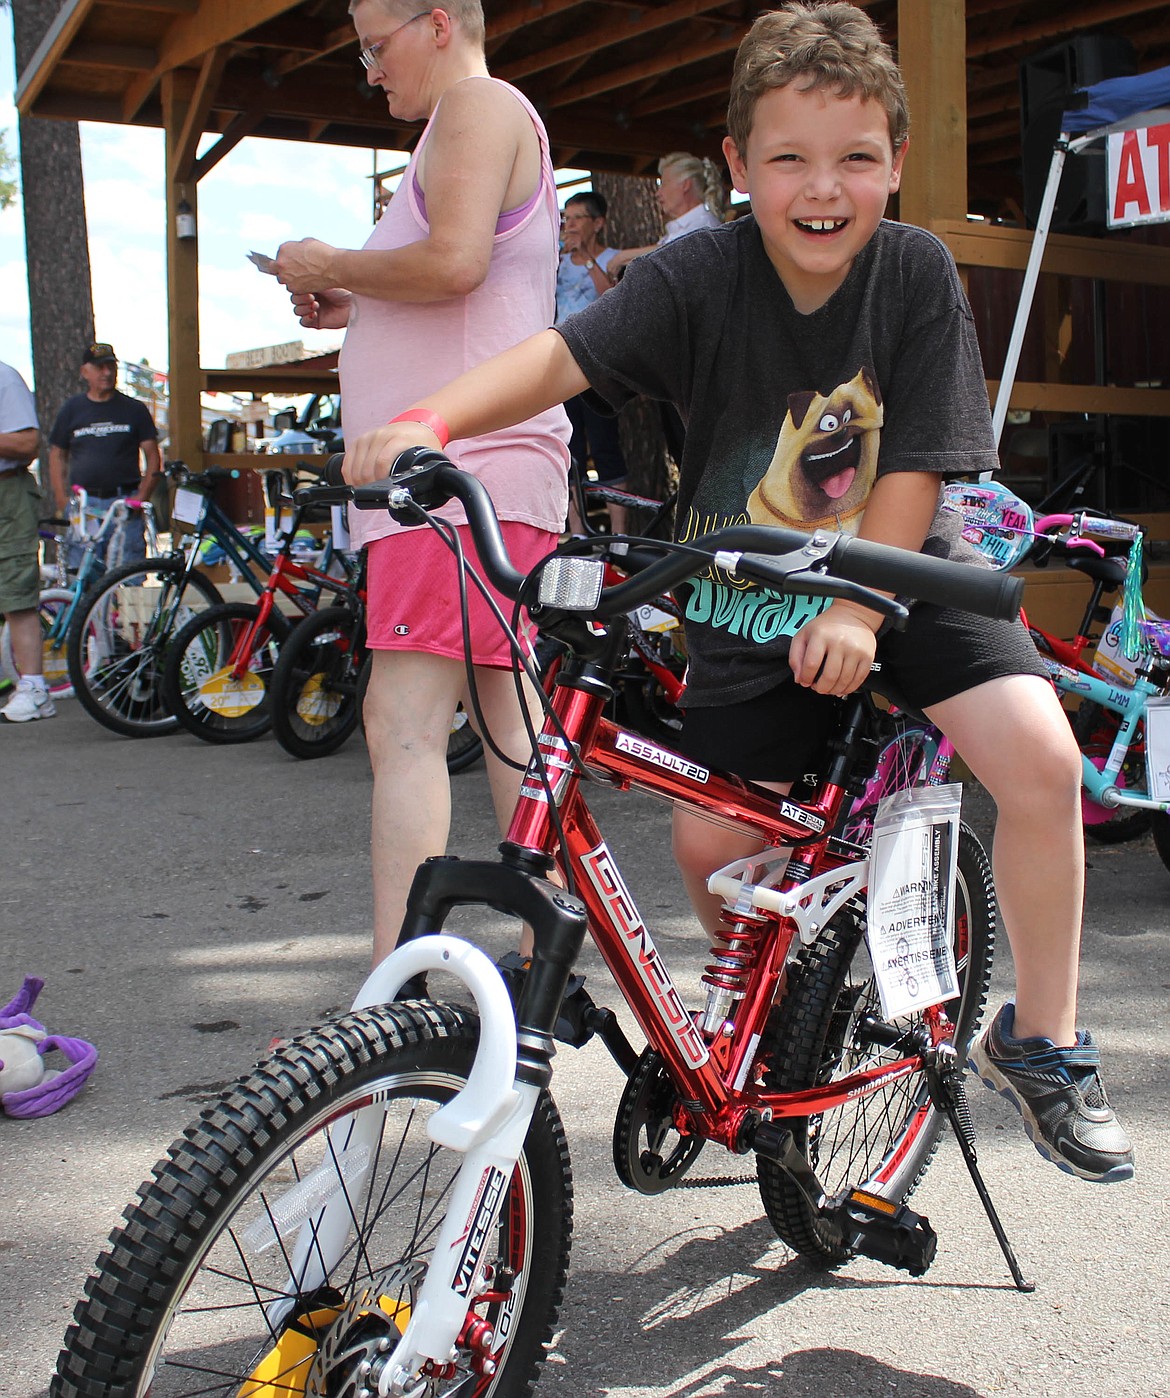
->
xmin=343 ymin=423 xmax=442 ymax=486
xmin=789 ymin=605 xmax=879 ymax=696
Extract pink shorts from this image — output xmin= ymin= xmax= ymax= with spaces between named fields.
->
xmin=366 ymin=522 xmax=559 ymax=668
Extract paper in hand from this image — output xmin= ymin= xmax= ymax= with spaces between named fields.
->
xmin=248 ymin=250 xmax=278 ymax=274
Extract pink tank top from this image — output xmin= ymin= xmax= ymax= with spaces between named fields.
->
xmin=339 ymin=77 xmax=570 ymax=548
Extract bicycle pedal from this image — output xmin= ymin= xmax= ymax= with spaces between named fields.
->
xmin=836 ymin=1189 xmax=938 ymax=1277
xmin=494 ymin=952 xmax=593 ymax=1046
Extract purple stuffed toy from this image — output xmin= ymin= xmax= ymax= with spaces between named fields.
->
xmin=0 ymin=977 xmax=98 ymax=1118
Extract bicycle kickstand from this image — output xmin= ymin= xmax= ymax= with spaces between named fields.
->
xmin=925 ymin=1043 xmax=1035 ymax=1293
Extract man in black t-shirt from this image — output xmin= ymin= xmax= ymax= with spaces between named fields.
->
xmin=49 ymin=342 xmax=161 ymax=564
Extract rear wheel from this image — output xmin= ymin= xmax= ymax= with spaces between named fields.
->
xmin=757 ymin=824 xmax=995 ymax=1263
xmin=161 ymin=601 xmax=291 ymax=743
xmin=1 ymin=586 xmax=76 ymax=697
xmin=66 ymin=559 xmax=222 ymax=737
xmin=52 ymin=1003 xmax=572 ymax=1398
xmin=270 ymin=603 xmax=365 ymax=759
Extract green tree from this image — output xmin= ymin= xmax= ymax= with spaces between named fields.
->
xmin=0 ymin=128 xmax=16 ymax=209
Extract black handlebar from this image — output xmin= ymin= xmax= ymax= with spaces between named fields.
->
xmin=303 ymin=450 xmax=1022 ymax=623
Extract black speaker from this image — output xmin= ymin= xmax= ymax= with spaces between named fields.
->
xmin=1020 ymin=34 xmax=1136 ymax=234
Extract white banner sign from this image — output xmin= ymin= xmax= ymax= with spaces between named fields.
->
xmin=1107 ymin=122 xmax=1170 ymax=229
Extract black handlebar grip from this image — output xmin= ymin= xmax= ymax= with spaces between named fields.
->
xmin=833 ymin=535 xmax=1023 ymax=621
xmin=324 ymin=453 xmax=346 ymax=487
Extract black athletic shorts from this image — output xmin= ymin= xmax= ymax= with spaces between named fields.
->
xmin=677 ymin=606 xmax=1048 ymax=783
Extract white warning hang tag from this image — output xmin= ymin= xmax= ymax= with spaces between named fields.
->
xmin=865 ymin=783 xmax=962 ymax=1021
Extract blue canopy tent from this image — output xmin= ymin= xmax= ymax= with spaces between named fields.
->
xmin=992 ymin=65 xmax=1170 ymax=448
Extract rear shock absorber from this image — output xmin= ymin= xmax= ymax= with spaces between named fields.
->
xmin=699 ymin=913 xmax=768 ymax=1035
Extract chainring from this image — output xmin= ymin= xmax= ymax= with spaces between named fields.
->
xmin=612 ymin=1047 xmax=704 ymax=1194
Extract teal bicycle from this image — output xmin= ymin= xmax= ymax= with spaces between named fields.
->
xmin=0 ymin=489 xmax=158 ymax=702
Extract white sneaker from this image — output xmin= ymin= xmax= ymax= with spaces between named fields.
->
xmin=2 ymin=679 xmax=56 ymax=723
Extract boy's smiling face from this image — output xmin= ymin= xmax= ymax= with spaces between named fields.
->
xmin=723 ymin=83 xmax=907 ymax=314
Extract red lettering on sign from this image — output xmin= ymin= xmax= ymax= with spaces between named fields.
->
xmin=1148 ymin=123 xmax=1170 ymax=213
xmin=1114 ymin=129 xmax=1151 ymax=220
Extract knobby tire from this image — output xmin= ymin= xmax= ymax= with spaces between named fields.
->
xmin=53 ymin=1002 xmax=572 ymax=1398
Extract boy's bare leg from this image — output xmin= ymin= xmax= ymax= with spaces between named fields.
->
xmin=926 ymin=673 xmax=1084 ymax=1046
xmin=672 ymin=779 xmax=789 ymax=936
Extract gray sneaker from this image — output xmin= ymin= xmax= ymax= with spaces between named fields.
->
xmin=968 ymin=1002 xmax=1135 ymax=1183
xmin=1 ymin=680 xmax=56 ymax=723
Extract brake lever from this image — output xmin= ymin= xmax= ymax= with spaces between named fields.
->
xmin=712 ymin=546 xmax=909 ymax=630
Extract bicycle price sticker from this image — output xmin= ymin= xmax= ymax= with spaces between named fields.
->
xmin=866 ymin=784 xmax=962 ymax=1021
xmin=171 ymin=487 xmax=207 ymax=530
xmin=197 ymin=668 xmax=265 ymax=717
xmin=1143 ymin=696 xmax=1170 ymax=803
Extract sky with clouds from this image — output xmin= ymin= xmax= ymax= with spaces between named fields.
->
xmin=1 ymin=13 xmax=590 ymax=398
xmin=1 ymin=14 xmax=410 ymax=390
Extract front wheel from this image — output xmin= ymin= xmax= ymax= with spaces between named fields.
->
xmin=1 ymin=586 xmax=76 ymax=697
xmin=757 ymin=823 xmax=995 ymax=1264
xmin=162 ymin=601 xmax=291 ymax=744
xmin=53 ymin=1002 xmax=573 ymax=1398
xmin=67 ymin=558 xmax=222 ymax=737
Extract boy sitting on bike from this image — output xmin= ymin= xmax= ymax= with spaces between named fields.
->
xmin=345 ymin=1 xmax=1133 ymax=1184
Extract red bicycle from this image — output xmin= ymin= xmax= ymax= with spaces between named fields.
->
xmin=55 ymin=453 xmax=1030 ymax=1398
xmin=160 ymin=474 xmax=361 ymax=743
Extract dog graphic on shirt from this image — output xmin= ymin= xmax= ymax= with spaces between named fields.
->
xmin=747 ymin=368 xmax=883 ymax=533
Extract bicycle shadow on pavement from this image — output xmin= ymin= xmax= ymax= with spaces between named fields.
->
xmin=545 ymin=1212 xmax=1000 ymax=1393
xmin=643 ymin=1348 xmax=986 ymax=1396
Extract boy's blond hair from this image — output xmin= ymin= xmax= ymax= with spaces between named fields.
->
xmin=726 ymin=3 xmax=909 ymax=156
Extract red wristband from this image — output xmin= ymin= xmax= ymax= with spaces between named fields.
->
xmin=388 ymin=408 xmax=450 ymax=447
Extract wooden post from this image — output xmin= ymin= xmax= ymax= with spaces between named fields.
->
xmin=896 ymin=0 xmax=968 ymax=228
xmin=162 ymin=70 xmax=202 ymax=468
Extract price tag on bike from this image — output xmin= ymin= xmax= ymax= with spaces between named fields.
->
xmin=866 ymin=784 xmax=962 ymax=1020
xmin=1143 ymin=696 xmax=1170 ymax=803
xmin=171 ymin=486 xmax=207 ymax=530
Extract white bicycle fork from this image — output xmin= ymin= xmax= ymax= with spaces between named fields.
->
xmin=272 ymin=935 xmax=539 ymax=1396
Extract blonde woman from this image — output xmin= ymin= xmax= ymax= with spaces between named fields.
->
xmin=606 ymin=151 xmax=728 ymax=275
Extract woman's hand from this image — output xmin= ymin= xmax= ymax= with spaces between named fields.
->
xmin=788 ymin=605 xmax=879 ymax=696
xmin=343 ymin=422 xmax=442 ymax=486
xmin=289 ymin=287 xmax=352 ymax=330
xmin=274 ymin=238 xmax=340 ymax=293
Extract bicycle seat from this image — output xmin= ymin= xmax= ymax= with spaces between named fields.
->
xmin=1066 ymin=553 xmax=1127 ymax=590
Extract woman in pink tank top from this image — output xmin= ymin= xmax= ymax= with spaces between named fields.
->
xmin=275 ymin=1 xmax=569 ymax=965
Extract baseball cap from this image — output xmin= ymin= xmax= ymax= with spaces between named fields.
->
xmin=82 ymin=342 xmax=117 ymax=364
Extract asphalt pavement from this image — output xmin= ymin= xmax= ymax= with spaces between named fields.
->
xmin=2 ymin=698 xmax=1168 ymax=1398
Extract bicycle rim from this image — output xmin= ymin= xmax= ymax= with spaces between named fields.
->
xmin=68 ymin=560 xmax=221 ymax=737
xmin=53 ymin=1004 xmax=572 ymax=1398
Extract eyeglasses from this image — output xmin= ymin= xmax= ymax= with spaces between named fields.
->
xmin=358 ymin=10 xmax=433 ymax=72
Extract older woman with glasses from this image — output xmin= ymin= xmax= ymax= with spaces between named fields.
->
xmin=275 ymin=1 xmax=569 ymax=968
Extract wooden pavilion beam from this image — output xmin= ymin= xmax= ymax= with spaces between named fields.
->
xmin=897 ymin=0 xmax=967 ymax=226
xmin=543 ymin=26 xmax=746 ymax=109
xmin=497 ymin=0 xmax=739 ymax=85
xmin=65 ymin=42 xmax=157 ymax=70
xmin=13 ymin=0 xmax=92 ymax=112
xmin=169 ymin=45 xmax=230 ymax=183
xmin=488 ymin=0 xmax=590 ymax=43
xmin=967 ymin=0 xmax=1166 ymax=59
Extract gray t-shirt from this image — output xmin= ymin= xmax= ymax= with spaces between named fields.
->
xmin=0 ymin=360 xmax=39 ymax=476
xmin=556 ymin=216 xmax=999 ymax=705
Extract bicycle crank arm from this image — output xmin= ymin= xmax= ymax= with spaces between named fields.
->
xmin=751 ymin=1119 xmax=937 ymax=1276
